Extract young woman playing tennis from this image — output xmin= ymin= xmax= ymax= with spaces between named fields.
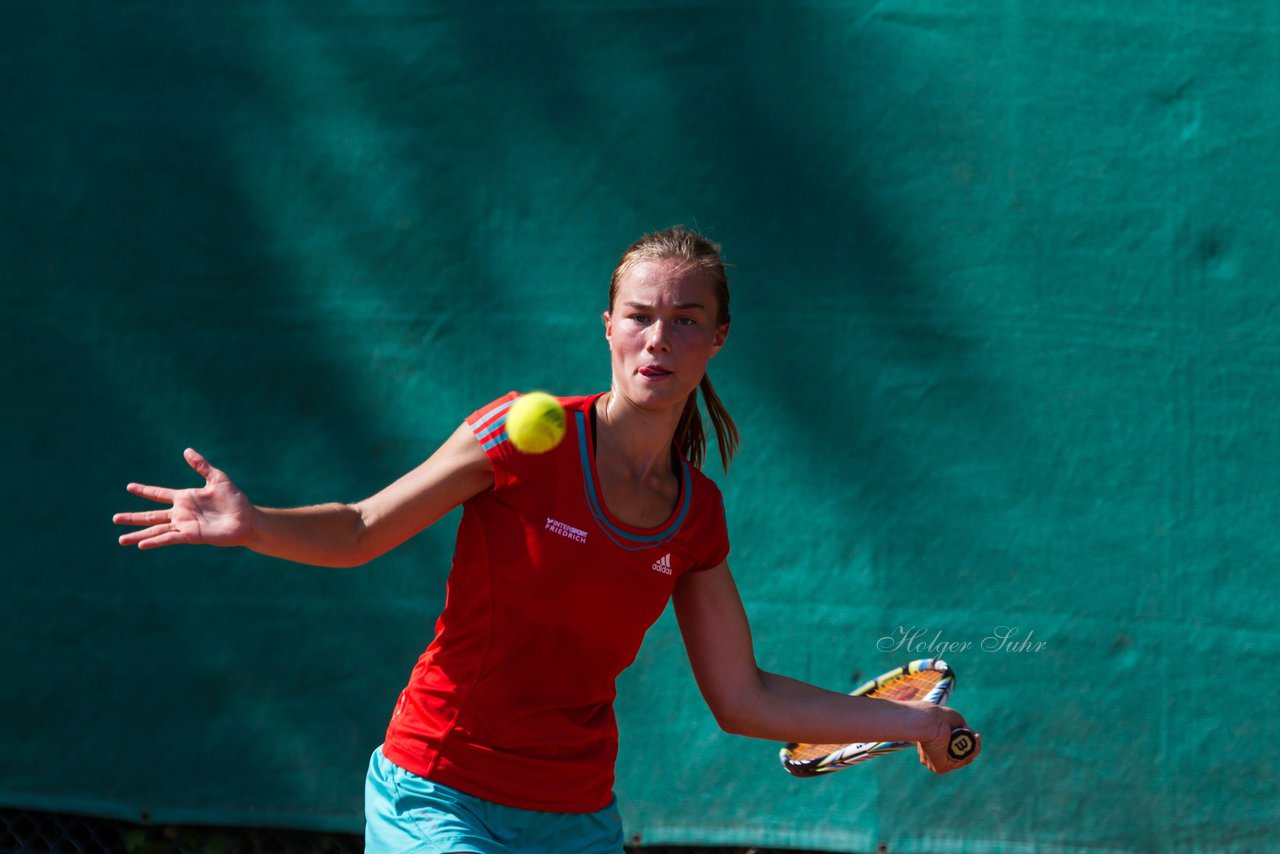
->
xmin=114 ymin=228 xmax=980 ymax=853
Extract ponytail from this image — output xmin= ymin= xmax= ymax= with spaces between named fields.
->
xmin=677 ymin=373 xmax=739 ymax=471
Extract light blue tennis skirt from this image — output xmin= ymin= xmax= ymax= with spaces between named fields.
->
xmin=364 ymin=745 xmax=625 ymax=854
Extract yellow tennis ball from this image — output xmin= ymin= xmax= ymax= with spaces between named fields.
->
xmin=506 ymin=392 xmax=567 ymax=454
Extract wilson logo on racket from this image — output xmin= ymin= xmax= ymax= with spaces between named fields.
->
xmin=947 ymin=729 xmax=976 ymax=760
xmin=779 ymin=658 xmax=969 ymax=777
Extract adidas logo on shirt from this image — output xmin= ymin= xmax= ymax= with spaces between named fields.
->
xmin=651 ymin=553 xmax=673 ymax=575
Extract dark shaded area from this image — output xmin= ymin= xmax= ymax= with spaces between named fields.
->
xmin=0 ymin=808 xmax=839 ymax=854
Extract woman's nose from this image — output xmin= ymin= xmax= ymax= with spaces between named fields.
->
xmin=645 ymin=321 xmax=672 ymax=352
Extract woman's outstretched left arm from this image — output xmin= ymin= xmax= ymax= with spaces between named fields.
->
xmin=672 ymin=561 xmax=980 ymax=774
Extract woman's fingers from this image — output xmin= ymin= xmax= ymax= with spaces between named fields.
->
xmin=116 ymin=451 xmax=219 ymax=548
xmin=136 ymin=529 xmax=191 ymax=549
xmin=917 ymin=729 xmax=982 ymax=774
xmin=126 ymin=482 xmax=177 ymax=504
xmin=184 ymin=447 xmax=221 ymax=482
xmin=117 ymin=450 xmax=239 ymax=549
xmin=112 ymin=509 xmax=170 ymax=528
xmin=136 ymin=530 xmax=190 ymax=550
xmin=118 ymin=522 xmax=178 ymax=547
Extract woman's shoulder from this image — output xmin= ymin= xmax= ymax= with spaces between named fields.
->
xmin=556 ymin=392 xmax=604 ymax=414
xmin=466 ymin=391 xmax=600 ymax=431
xmin=680 ymin=456 xmax=726 ymax=506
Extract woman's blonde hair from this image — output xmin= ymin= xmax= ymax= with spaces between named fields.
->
xmin=609 ymin=226 xmax=739 ymax=471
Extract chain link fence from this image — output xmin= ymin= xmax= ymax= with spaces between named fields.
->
xmin=0 ymin=808 xmax=834 ymax=854
xmin=0 ymin=809 xmax=359 ymax=854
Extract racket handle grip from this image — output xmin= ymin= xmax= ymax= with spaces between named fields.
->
xmin=947 ymin=727 xmax=977 ymax=761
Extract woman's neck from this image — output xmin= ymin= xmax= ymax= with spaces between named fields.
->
xmin=594 ymin=391 xmax=683 ymax=481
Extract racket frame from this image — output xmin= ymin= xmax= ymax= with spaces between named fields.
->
xmin=779 ymin=657 xmax=956 ymax=777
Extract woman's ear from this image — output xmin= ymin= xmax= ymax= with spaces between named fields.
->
xmin=711 ymin=322 xmax=729 ymax=357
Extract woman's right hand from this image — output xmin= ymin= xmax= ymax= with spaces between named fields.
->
xmin=914 ymin=703 xmax=982 ymax=774
xmin=114 ymin=448 xmax=253 ymax=549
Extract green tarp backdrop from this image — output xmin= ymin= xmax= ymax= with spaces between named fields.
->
xmin=3 ymin=2 xmax=1278 ymax=852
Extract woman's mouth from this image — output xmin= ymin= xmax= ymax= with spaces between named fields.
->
xmin=638 ymin=365 xmax=672 ymax=379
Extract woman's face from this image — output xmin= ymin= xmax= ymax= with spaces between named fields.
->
xmin=604 ymin=258 xmax=728 ymax=413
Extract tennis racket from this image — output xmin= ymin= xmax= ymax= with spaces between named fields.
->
xmin=779 ymin=658 xmax=976 ymax=777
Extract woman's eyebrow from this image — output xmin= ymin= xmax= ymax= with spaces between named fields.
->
xmin=623 ymin=300 xmax=707 ymax=311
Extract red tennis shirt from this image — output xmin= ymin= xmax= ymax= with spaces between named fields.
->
xmin=380 ymin=392 xmax=731 ymax=812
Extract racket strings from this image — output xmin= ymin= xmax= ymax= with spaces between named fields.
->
xmin=867 ymin=669 xmax=944 ymax=702
xmin=784 ymin=669 xmax=950 ymax=763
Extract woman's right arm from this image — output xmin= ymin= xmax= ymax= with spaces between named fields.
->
xmin=114 ymin=422 xmax=493 ymax=568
